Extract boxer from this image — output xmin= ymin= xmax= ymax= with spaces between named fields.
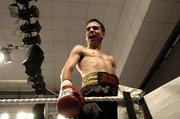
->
xmin=57 ymin=19 xmax=119 ymax=119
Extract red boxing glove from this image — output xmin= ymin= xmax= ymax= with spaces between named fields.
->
xmin=57 ymin=80 xmax=85 ymax=118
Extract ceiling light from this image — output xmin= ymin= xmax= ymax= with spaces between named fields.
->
xmin=8 ymin=3 xmax=19 ymax=18
xmin=22 ymin=34 xmax=41 ymax=45
xmin=15 ymin=0 xmax=37 ymax=5
xmin=1 ymin=47 xmax=13 ymax=64
xmin=20 ymin=20 xmax=41 ymax=33
xmin=19 ymin=6 xmax=39 ymax=19
xmin=9 ymin=4 xmax=39 ymax=20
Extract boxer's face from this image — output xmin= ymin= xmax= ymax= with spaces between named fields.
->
xmin=86 ymin=22 xmax=105 ymax=49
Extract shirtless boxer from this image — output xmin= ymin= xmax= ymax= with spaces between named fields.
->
xmin=57 ymin=19 xmax=119 ymax=119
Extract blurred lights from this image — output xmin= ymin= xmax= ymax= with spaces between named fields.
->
xmin=26 ymin=113 xmax=34 ymax=119
xmin=0 ymin=113 xmax=9 ymax=119
xmin=57 ymin=114 xmax=66 ymax=119
xmin=16 ymin=112 xmax=26 ymax=119
xmin=16 ymin=112 xmax=34 ymax=119
xmin=0 ymin=53 xmax=5 ymax=63
xmin=0 ymin=113 xmax=69 ymax=119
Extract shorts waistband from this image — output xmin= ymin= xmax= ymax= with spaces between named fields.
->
xmin=82 ymin=72 xmax=119 ymax=88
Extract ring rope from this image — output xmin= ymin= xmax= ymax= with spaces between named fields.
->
xmin=0 ymin=96 xmax=139 ymax=104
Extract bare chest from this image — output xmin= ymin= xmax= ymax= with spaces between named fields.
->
xmin=78 ymin=49 xmax=112 ymax=68
xmin=84 ymin=49 xmax=110 ymax=61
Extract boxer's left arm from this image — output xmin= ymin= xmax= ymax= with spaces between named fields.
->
xmin=109 ymin=55 xmax=117 ymax=75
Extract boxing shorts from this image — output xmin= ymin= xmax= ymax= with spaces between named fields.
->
xmin=78 ymin=72 xmax=119 ymax=119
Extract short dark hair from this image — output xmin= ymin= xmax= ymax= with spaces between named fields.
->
xmin=86 ymin=19 xmax=105 ymax=32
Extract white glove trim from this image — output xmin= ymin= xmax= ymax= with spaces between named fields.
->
xmin=61 ymin=80 xmax=72 ymax=88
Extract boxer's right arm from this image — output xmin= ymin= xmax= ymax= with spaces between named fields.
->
xmin=60 ymin=45 xmax=84 ymax=82
xmin=57 ymin=45 xmax=85 ymax=117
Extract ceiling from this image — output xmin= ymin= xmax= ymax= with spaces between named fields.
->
xmin=0 ymin=0 xmax=179 ymax=99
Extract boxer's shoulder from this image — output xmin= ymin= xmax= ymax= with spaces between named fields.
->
xmin=70 ymin=45 xmax=85 ymax=55
xmin=73 ymin=45 xmax=85 ymax=51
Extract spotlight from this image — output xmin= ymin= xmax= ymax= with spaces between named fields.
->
xmin=9 ymin=4 xmax=39 ymax=20
xmin=19 ymin=6 xmax=39 ymax=19
xmin=22 ymin=34 xmax=41 ymax=45
xmin=8 ymin=3 xmax=19 ymax=18
xmin=0 ymin=47 xmax=13 ymax=64
xmin=20 ymin=20 xmax=41 ymax=33
xmin=22 ymin=44 xmax=44 ymax=76
xmin=16 ymin=0 xmax=37 ymax=5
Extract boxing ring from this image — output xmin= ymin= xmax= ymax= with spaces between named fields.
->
xmin=1 ymin=77 xmax=179 ymax=119
xmin=0 ymin=96 xmax=138 ymax=105
xmin=0 ymin=85 xmax=151 ymax=119
xmin=0 ymin=96 xmax=136 ymax=104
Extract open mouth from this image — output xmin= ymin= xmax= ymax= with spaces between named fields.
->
xmin=88 ymin=35 xmax=96 ymax=39
xmin=88 ymin=32 xmax=97 ymax=39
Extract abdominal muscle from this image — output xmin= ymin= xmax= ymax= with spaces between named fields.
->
xmin=77 ymin=56 xmax=115 ymax=77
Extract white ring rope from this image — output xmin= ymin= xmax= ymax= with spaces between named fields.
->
xmin=0 ymin=96 xmax=139 ymax=104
